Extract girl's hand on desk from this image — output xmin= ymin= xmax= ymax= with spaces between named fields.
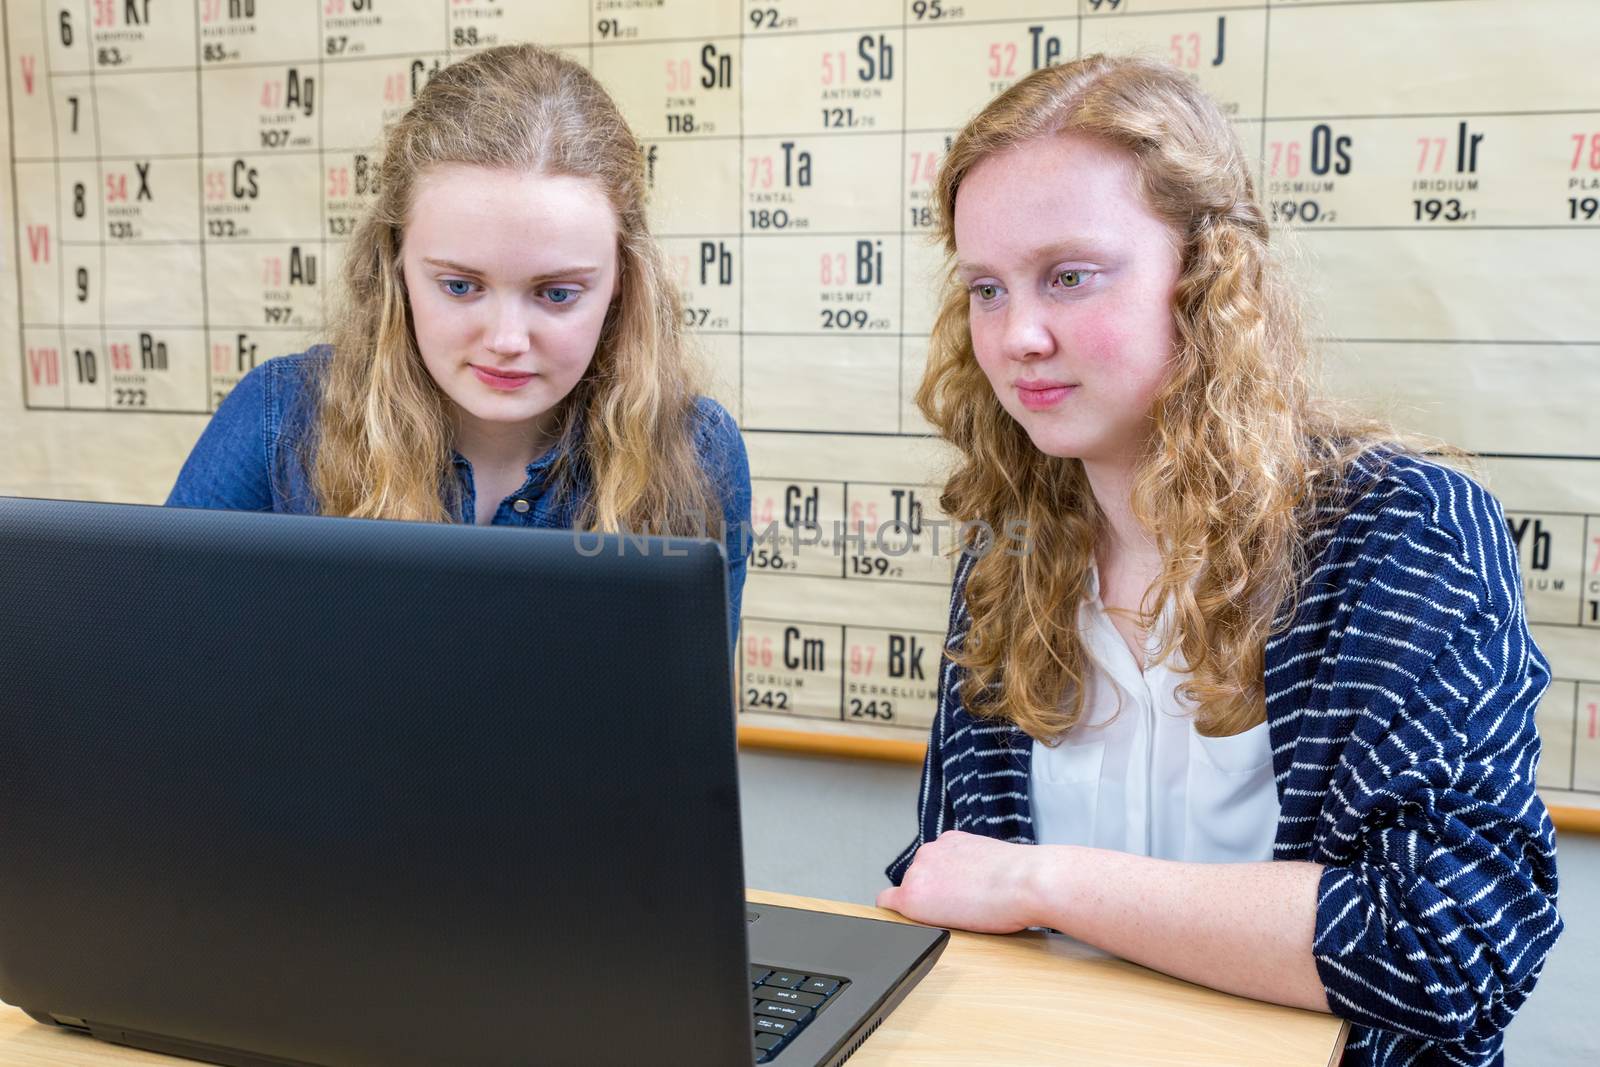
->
xmin=875 ymin=830 xmax=1046 ymax=934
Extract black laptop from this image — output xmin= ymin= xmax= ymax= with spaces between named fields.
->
xmin=0 ymin=496 xmax=946 ymax=1067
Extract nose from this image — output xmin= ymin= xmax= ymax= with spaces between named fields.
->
xmin=996 ymin=291 xmax=1056 ymax=363
xmin=483 ymin=296 xmax=532 ymax=357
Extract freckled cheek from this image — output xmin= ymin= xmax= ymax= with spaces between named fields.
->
xmin=419 ymin=300 xmax=467 ymax=350
xmin=411 ymin=296 xmax=486 ymax=362
xmin=968 ymin=316 xmax=1010 ymax=388
xmin=408 ymin=296 xmax=442 ymax=354
xmin=1057 ymin=308 xmax=1128 ymax=369
xmin=548 ymin=306 xmax=607 ymax=374
xmin=1067 ymin=305 xmax=1173 ymax=389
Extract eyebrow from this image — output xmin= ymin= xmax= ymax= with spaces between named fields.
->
xmin=956 ymin=238 xmax=1112 ymax=277
xmin=422 ymin=257 xmax=602 ymax=282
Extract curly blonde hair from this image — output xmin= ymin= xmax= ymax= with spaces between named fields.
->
xmin=308 ymin=44 xmax=718 ymax=533
xmin=918 ymin=54 xmax=1405 ymax=740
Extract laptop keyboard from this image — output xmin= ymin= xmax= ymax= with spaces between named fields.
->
xmin=749 ymin=964 xmax=849 ymax=1063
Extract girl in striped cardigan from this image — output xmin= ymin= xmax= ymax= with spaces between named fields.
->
xmin=876 ymin=55 xmax=1560 ymax=1066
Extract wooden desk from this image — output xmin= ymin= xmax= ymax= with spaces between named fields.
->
xmin=0 ymin=889 xmax=1347 ymax=1066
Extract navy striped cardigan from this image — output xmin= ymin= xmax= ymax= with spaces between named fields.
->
xmin=887 ymin=453 xmax=1562 ymax=1066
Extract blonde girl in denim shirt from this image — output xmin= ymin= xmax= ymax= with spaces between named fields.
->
xmin=168 ymin=44 xmax=751 ymax=637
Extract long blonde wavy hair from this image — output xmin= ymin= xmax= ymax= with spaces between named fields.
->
xmin=307 ymin=44 xmax=718 ymax=532
xmin=919 ymin=54 xmax=1404 ymax=740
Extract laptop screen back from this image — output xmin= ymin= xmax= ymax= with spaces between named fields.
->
xmin=0 ymin=498 xmax=751 ymax=1067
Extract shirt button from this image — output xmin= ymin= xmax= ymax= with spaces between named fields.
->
xmin=512 ymin=499 xmax=530 ymax=514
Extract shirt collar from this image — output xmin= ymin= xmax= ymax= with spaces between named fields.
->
xmin=449 ymin=421 xmax=580 ymax=482
xmin=1083 ymin=558 xmax=1181 ymax=669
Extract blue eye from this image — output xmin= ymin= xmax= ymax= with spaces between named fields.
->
xmin=543 ymin=287 xmax=578 ymax=305
xmin=442 ymin=279 xmax=475 ymax=297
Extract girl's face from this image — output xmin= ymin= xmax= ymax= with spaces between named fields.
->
xmin=401 ymin=165 xmax=619 ymax=447
xmin=954 ymin=133 xmax=1183 ymax=465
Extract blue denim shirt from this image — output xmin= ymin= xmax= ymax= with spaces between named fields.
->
xmin=167 ymin=350 xmax=751 ymax=638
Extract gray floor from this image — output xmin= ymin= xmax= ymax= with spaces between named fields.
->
xmin=738 ymin=750 xmax=1599 ymax=1064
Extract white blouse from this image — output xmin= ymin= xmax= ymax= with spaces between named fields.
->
xmin=1029 ymin=566 xmax=1280 ymax=863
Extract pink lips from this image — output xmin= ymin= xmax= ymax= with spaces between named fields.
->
xmin=472 ymin=365 xmax=536 ymax=391
xmin=1015 ymin=380 xmax=1077 ymax=411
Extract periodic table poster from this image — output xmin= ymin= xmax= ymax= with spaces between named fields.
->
xmin=1 ymin=0 xmax=1597 ymax=815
